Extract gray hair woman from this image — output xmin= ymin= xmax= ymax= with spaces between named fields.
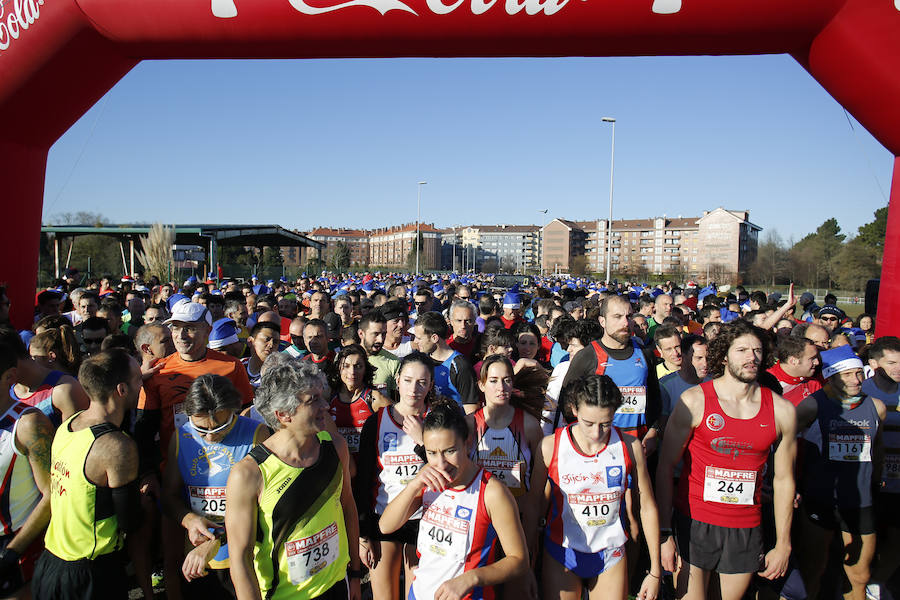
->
xmin=254 ymin=359 xmax=330 ymax=431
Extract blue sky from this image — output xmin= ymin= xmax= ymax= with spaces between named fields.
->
xmin=42 ymin=55 xmax=893 ymax=244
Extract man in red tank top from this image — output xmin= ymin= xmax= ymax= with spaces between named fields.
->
xmin=656 ymin=320 xmax=798 ymax=600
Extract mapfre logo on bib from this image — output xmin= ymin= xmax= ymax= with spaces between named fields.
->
xmin=706 ymin=413 xmax=725 ymax=432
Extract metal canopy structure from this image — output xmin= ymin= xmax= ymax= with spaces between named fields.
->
xmin=40 ymin=224 xmax=324 ymax=278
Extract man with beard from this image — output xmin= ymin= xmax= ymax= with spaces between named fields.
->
xmin=561 ymin=294 xmax=661 ymax=451
xmin=357 ymin=312 xmax=399 ymax=399
xmin=656 ymin=319 xmax=797 ymax=600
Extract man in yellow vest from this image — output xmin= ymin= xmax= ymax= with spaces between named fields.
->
xmin=226 ymin=360 xmax=361 ymax=600
xmin=32 ymin=349 xmax=144 ymax=600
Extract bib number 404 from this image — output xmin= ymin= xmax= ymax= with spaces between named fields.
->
xmin=427 ymin=525 xmax=453 ymax=545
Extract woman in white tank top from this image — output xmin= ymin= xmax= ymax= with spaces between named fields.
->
xmin=380 ymin=398 xmax=534 ymax=600
xmin=535 ymin=374 xmax=662 ymax=600
xmin=468 ymin=354 xmax=546 ymax=592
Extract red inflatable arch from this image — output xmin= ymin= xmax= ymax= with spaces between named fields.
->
xmin=1 ymin=0 xmax=898 ymax=332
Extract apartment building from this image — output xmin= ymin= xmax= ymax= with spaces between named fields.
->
xmin=289 ymin=228 xmax=370 ymax=268
xmin=544 ymin=208 xmax=760 ymax=279
xmin=369 ymin=223 xmax=442 ymax=270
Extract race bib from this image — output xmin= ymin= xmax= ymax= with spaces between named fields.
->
xmin=482 ymin=459 xmax=525 ymax=495
xmin=188 ymin=486 xmax=227 ymax=518
xmin=173 ymin=402 xmax=188 ymax=429
xmin=884 ymin=453 xmax=900 ymax=480
xmin=828 ymin=434 xmax=872 ymax=462
xmin=382 ymin=453 xmax=421 ymax=486
xmin=421 ymin=504 xmax=470 ymax=562
xmin=617 ymin=386 xmax=646 ymax=415
xmin=568 ymin=491 xmax=620 ymax=528
xmin=286 ymin=522 xmax=340 ymax=584
xmin=703 ymin=467 xmax=756 ymax=505
xmin=338 ymin=427 xmax=361 ymax=454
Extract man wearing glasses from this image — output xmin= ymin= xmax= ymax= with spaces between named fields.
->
xmin=816 ymin=305 xmax=846 ymax=334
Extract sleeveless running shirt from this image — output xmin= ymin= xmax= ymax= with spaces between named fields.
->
xmin=373 ymin=408 xmax=425 ymax=517
xmin=546 ymin=425 xmax=631 ymax=554
xmin=251 ymin=431 xmax=349 ymax=600
xmin=0 ymin=401 xmax=41 ymax=536
xmin=329 ymin=389 xmax=374 ymax=456
xmin=800 ymin=390 xmax=880 ymax=509
xmin=861 ymin=375 xmax=900 ymax=493
xmin=676 ymin=381 xmax=777 ymax=528
xmin=434 ymin=351 xmax=464 ymax=406
xmin=45 ymin=412 xmax=122 ymax=561
xmin=176 ymin=415 xmax=260 ymax=568
xmin=471 ymin=408 xmax=531 ymax=497
xmin=590 ymin=341 xmax=649 ymax=432
xmin=10 ymin=370 xmax=65 ymax=426
xmin=411 ymin=469 xmax=497 ymax=600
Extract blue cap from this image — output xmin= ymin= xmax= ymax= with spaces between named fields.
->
xmin=820 ymin=345 xmax=863 ymax=379
xmin=208 ymin=318 xmax=240 ymax=349
xmin=503 ymin=285 xmax=521 ymax=309
xmin=166 ymin=293 xmax=188 ymax=312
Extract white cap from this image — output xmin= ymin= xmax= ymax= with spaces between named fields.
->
xmin=164 ymin=299 xmax=212 ymax=326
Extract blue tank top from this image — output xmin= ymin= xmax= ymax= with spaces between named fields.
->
xmin=434 ymin=351 xmax=463 ymax=406
xmin=591 ymin=341 xmax=649 ymax=430
xmin=175 ymin=414 xmax=259 ymax=565
xmin=800 ymin=390 xmax=880 ymax=509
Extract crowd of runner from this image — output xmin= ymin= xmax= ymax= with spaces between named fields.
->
xmin=0 ymin=269 xmax=894 ymax=600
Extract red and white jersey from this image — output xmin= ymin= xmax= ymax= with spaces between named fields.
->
xmin=676 ymin=380 xmax=777 ymax=528
xmin=329 ymin=389 xmax=374 ymax=455
xmin=374 ymin=408 xmax=424 ymax=517
xmin=0 ymin=401 xmax=41 ymax=536
xmin=471 ymin=408 xmax=531 ymax=496
xmin=412 ymin=469 xmax=498 ymax=600
xmin=546 ymin=425 xmax=631 ymax=554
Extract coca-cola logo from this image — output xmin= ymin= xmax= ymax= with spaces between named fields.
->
xmin=211 ymin=0 xmax=679 ymax=18
xmin=0 ymin=0 xmax=44 ymax=53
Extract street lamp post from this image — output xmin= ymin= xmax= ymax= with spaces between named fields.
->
xmin=451 ymin=225 xmax=458 ymax=273
xmin=538 ymin=209 xmax=548 ymax=276
xmin=416 ymin=181 xmax=427 ymax=275
xmin=601 ymin=117 xmax=616 ymax=285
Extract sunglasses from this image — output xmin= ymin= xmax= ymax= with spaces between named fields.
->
xmin=189 ymin=413 xmax=235 ymax=436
